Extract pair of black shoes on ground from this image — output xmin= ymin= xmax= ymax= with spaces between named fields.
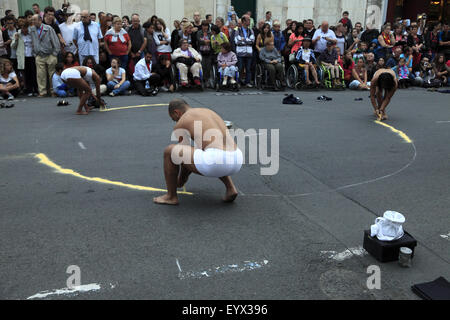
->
xmin=145 ymin=87 xmax=159 ymax=96
xmin=317 ymin=95 xmax=332 ymax=101
xmin=282 ymin=94 xmax=303 ymax=105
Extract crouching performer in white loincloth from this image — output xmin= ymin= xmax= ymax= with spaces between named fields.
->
xmin=153 ymin=99 xmax=243 ymax=205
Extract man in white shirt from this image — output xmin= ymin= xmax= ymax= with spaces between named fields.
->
xmin=312 ymin=21 xmax=337 ymax=54
xmin=59 ymin=13 xmax=79 ymax=55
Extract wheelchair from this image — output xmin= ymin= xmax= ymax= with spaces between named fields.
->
xmin=254 ymin=59 xmax=286 ymax=90
xmin=170 ymin=63 xmax=205 ymax=92
xmin=214 ymin=65 xmax=240 ymax=91
xmin=286 ymin=61 xmax=324 ymax=90
xmin=318 ymin=61 xmax=346 ymax=90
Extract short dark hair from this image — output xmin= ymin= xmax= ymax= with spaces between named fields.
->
xmin=211 ymin=24 xmax=220 ymax=34
xmin=55 ymin=63 xmax=64 ymax=72
xmin=343 ymin=11 xmax=349 ymax=15
xmin=143 ymin=21 xmax=153 ymax=29
xmin=266 ymin=11 xmax=271 ymax=15
xmin=44 ymin=6 xmax=55 ymax=14
xmin=169 ymin=99 xmax=189 ymax=114
xmin=201 ymin=20 xmax=209 ymax=27
xmin=378 ymin=72 xmax=395 ymax=91
xmin=32 ymin=3 xmax=40 ymax=8
xmin=221 ymin=41 xmax=232 ymax=52
xmin=90 ymin=13 xmax=96 ymax=17
xmin=25 ymin=10 xmax=33 ymax=17
xmin=5 ymin=16 xmax=15 ymax=23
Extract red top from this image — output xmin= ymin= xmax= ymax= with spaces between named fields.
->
xmin=340 ymin=59 xmax=355 ymax=81
xmin=105 ymin=33 xmax=131 ymax=56
xmin=64 ymin=61 xmax=80 ymax=69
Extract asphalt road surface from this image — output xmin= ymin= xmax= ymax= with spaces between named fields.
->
xmin=0 ymin=87 xmax=449 ymax=300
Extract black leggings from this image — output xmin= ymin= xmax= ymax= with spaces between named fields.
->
xmin=23 ymin=57 xmax=38 ymax=94
xmin=134 ymin=74 xmax=161 ymax=95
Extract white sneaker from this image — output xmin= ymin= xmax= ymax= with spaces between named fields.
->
xmin=7 ymin=94 xmax=14 ymax=100
xmin=230 ymin=79 xmax=236 ymax=85
xmin=109 ymin=92 xmax=115 ymax=97
xmin=222 ymin=80 xmax=227 ymax=86
xmin=28 ymin=93 xmax=33 ymax=97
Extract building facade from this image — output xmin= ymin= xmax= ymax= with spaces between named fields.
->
xmin=2 ymin=0 xmax=445 ymax=29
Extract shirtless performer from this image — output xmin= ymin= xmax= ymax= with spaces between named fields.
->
xmin=370 ymin=68 xmax=398 ymax=121
xmin=60 ymin=66 xmax=105 ymax=115
xmin=153 ymin=99 xmax=244 ymax=205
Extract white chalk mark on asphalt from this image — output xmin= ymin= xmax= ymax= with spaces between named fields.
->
xmin=177 ymin=259 xmax=269 ymax=280
xmin=27 ymin=283 xmax=104 ymax=300
xmin=321 ymin=246 xmax=367 ymax=261
xmin=78 ymin=142 xmax=86 ymax=150
xmin=440 ymin=233 xmax=450 ymax=241
xmin=176 ymin=258 xmax=183 ymax=272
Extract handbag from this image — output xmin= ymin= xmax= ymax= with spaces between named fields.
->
xmin=176 ymin=56 xmax=195 ymax=66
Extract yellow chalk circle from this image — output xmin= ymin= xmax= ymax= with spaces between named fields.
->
xmin=101 ymin=104 xmax=169 ymax=112
xmin=34 ymin=153 xmax=193 ymax=195
xmin=374 ymin=121 xmax=413 ymax=144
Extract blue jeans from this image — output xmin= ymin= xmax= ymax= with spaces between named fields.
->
xmin=110 ymin=55 xmax=129 ymax=70
xmin=237 ymin=56 xmax=253 ymax=84
xmin=55 ymin=84 xmax=74 ymax=97
xmin=107 ymin=80 xmax=131 ymax=95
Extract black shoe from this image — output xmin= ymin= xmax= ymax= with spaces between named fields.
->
xmin=283 ymin=94 xmax=303 ymax=105
xmin=151 ymin=87 xmax=159 ymax=96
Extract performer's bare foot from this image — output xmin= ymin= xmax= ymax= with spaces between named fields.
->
xmin=153 ymin=194 xmax=179 ymax=205
xmin=76 ymin=111 xmax=89 ymax=115
xmin=223 ymin=187 xmax=238 ymax=203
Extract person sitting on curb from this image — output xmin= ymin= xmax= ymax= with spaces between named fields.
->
xmin=106 ymin=57 xmax=131 ymax=96
xmin=133 ymin=51 xmax=161 ymax=96
xmin=53 ymin=63 xmax=75 ymax=97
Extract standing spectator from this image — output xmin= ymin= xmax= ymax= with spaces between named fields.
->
xmin=133 ymin=51 xmax=160 ymax=96
xmin=143 ymin=22 xmax=157 ymax=65
xmin=264 ymin=11 xmax=273 ymax=27
xmin=30 ymin=14 xmax=60 ymax=97
xmin=234 ymin=15 xmax=255 ymax=87
xmin=73 ymin=10 xmax=103 ymax=64
xmin=11 ymin=22 xmax=38 ymax=96
xmin=90 ymin=13 xmax=97 ymax=23
xmin=354 ymin=22 xmax=363 ymax=35
xmin=122 ymin=16 xmax=130 ymax=29
xmin=172 ymin=39 xmax=202 ymax=87
xmin=171 ymin=20 xmax=181 ymax=50
xmin=259 ymin=40 xmax=285 ymax=90
xmin=2 ymin=16 xmax=17 ymax=66
xmin=106 ymin=57 xmax=131 ymax=96
xmin=0 ymin=59 xmax=20 ymax=99
xmin=303 ymin=19 xmax=315 ymax=39
xmin=104 ymin=17 xmax=131 ymax=69
xmin=217 ymin=42 xmax=238 ymax=87
xmin=32 ymin=4 xmax=44 ymax=19
xmin=197 ymin=20 xmax=213 ymax=87
xmin=63 ymin=51 xmax=79 ymax=69
xmin=43 ymin=7 xmax=65 ymax=48
xmin=59 ymin=12 xmax=79 ymax=56
xmin=438 ymin=22 xmax=450 ymax=60
xmin=256 ymin=23 xmax=274 ymax=52
xmin=312 ymin=21 xmax=337 ymax=56
xmin=246 ymin=11 xmax=255 ymax=29
xmin=205 ymin=14 xmax=213 ymax=29
xmin=211 ymin=25 xmax=229 ymax=55
xmin=215 ymin=17 xmax=229 ymax=38
xmin=288 ymin=24 xmax=304 ymax=54
xmin=349 ymin=57 xmax=370 ymax=90
xmin=272 ymin=20 xmax=286 ymax=53
xmin=192 ymin=12 xmax=202 ymax=33
xmin=339 ymin=11 xmax=353 ymax=32
xmin=334 ymin=23 xmax=346 ymax=54
xmin=154 ymin=18 xmax=172 ymax=59
xmin=128 ymin=14 xmax=147 ymax=61
xmin=319 ymin=41 xmax=342 ymax=88
xmin=0 ymin=29 xmax=8 ymax=58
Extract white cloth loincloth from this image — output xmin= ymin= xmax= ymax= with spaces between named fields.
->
xmin=194 ymin=148 xmax=243 ymax=178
